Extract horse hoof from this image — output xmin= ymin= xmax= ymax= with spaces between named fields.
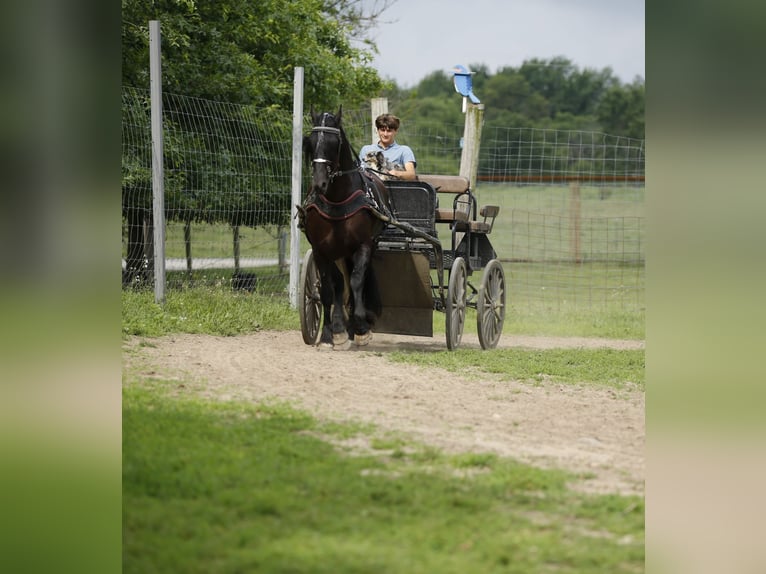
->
xmin=354 ymin=331 xmax=372 ymax=346
xmin=333 ymin=338 xmax=352 ymax=351
xmin=316 ymin=342 xmax=334 ymax=351
xmin=332 ymin=332 xmax=349 ymax=347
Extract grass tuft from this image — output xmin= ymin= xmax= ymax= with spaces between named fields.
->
xmin=390 ymin=347 xmax=644 ymax=390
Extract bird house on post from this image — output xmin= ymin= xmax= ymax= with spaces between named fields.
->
xmin=452 ymin=64 xmax=481 ymax=113
xmin=452 ymin=65 xmax=484 ymax=191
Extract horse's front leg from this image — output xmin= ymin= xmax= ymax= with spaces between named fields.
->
xmin=314 ymin=254 xmax=340 ymax=349
xmin=349 ymin=244 xmax=373 ymax=345
xmin=315 ymin=253 xmax=344 ymax=349
xmin=329 ymin=260 xmax=350 ymax=348
xmin=317 ymin=257 xmax=348 ymax=347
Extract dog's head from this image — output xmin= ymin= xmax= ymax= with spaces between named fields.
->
xmin=363 ymin=150 xmax=385 ymax=170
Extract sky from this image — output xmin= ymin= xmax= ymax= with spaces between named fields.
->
xmin=359 ymin=0 xmax=644 ymax=88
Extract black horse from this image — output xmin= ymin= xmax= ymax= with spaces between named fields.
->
xmin=300 ymin=108 xmax=391 ymax=349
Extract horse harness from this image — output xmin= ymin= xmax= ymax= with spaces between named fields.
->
xmin=298 ymin=116 xmax=392 ymax=228
xmin=297 ymin=172 xmax=391 ymax=230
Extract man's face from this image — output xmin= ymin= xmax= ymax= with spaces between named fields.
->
xmin=377 ymin=125 xmax=397 ymax=147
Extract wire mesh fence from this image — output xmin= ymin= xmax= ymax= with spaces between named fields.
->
xmin=474 ymin=127 xmax=645 ymax=312
xmin=122 ymin=86 xmax=295 ymax=293
xmin=121 ymin=87 xmax=644 ymax=313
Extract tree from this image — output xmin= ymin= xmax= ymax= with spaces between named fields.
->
xmin=412 ymin=71 xmax=454 ymax=100
xmin=483 ymin=70 xmax=532 ymax=118
xmin=394 ymin=58 xmax=644 ymax=180
xmin=121 ymin=0 xmax=394 ymax=284
xmin=597 ymin=79 xmax=645 ymax=139
xmin=121 ymin=0 xmax=387 ymax=108
xmin=402 ymin=58 xmax=643 ymax=138
xmin=561 ymin=67 xmax=618 ymax=116
xmin=320 ymin=0 xmax=399 ymax=43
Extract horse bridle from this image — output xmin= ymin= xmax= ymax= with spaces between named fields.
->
xmin=310 ymin=114 xmax=359 ymax=180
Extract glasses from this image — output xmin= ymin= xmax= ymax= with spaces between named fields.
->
xmin=377 ymin=126 xmax=396 ymax=132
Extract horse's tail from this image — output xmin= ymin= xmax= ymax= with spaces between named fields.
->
xmin=363 ymin=263 xmax=383 ymax=325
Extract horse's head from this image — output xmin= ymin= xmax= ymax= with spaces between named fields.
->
xmin=304 ymin=107 xmax=346 ymax=195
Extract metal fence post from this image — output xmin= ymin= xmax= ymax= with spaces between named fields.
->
xmin=149 ymin=20 xmax=166 ymax=304
xmin=289 ymin=67 xmax=304 ymax=308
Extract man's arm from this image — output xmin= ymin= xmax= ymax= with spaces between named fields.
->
xmin=395 ymin=145 xmax=417 ymax=180
xmin=397 ymin=161 xmax=417 ymax=181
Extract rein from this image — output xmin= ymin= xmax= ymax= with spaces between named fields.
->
xmin=364 ymin=166 xmax=403 ymax=180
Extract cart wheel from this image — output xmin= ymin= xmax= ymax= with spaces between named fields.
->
xmin=477 ymin=259 xmax=506 ymax=349
xmin=445 ymin=256 xmax=467 ymax=350
xmin=299 ymin=249 xmax=322 ymax=345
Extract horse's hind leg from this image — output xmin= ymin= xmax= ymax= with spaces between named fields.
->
xmin=349 ymin=245 xmax=374 ymax=345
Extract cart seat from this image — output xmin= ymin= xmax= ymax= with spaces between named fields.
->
xmin=435 ymin=207 xmax=470 ymax=223
xmin=465 ymin=205 xmax=499 ymax=234
xmin=467 ymin=220 xmax=491 ymax=233
xmin=418 ymin=174 xmax=472 ymax=224
xmin=417 ymin=174 xmax=470 ymax=193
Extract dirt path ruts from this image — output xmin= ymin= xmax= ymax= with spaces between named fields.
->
xmin=124 ymin=330 xmax=644 ymax=496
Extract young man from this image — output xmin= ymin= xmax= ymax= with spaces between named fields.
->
xmin=359 ymin=114 xmax=417 ymax=180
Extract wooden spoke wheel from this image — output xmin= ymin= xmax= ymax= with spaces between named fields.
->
xmin=299 ymin=249 xmax=322 ymax=345
xmin=445 ymin=256 xmax=467 ymax=350
xmin=476 ymin=259 xmax=506 ymax=349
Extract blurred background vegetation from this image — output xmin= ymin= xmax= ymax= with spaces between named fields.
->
xmin=121 ymin=0 xmax=643 ymax=139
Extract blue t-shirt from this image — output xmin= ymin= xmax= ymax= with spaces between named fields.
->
xmin=359 ymin=141 xmax=416 ymax=170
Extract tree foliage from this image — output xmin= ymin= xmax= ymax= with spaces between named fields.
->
xmin=121 ymin=0 xmax=387 ymax=108
xmin=389 ymin=57 xmax=644 ymax=140
xmin=120 ymin=0 xmax=392 ymax=215
xmin=379 ymin=58 xmax=644 ymax=177
xmin=597 ymin=79 xmax=645 ymax=140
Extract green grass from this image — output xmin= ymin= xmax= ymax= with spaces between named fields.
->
xmin=473 ymin=184 xmax=645 ymax=264
xmin=123 ymin=381 xmax=644 ymax=573
xmin=121 ymin=288 xmax=299 ymax=337
xmin=122 ymin=280 xmax=643 ymax=340
xmin=123 ymin=221 xmax=292 ymax=260
xmin=389 ymin=348 xmax=644 ymax=391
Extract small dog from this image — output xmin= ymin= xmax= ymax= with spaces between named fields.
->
xmin=363 ymin=151 xmax=405 ymax=181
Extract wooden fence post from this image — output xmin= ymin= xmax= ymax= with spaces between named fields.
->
xmin=184 ymin=220 xmax=192 ymax=279
xmin=459 ymin=103 xmax=484 ymax=190
xmin=232 ymin=225 xmax=241 ymax=272
xmin=570 ymin=181 xmax=582 ymax=263
xmin=371 ymin=98 xmax=388 ymax=144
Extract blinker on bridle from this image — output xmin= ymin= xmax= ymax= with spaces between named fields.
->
xmin=311 ymin=126 xmax=341 ymax=169
xmin=310 ymin=113 xmax=357 ymax=180
xmin=311 ymin=113 xmax=359 ymax=181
